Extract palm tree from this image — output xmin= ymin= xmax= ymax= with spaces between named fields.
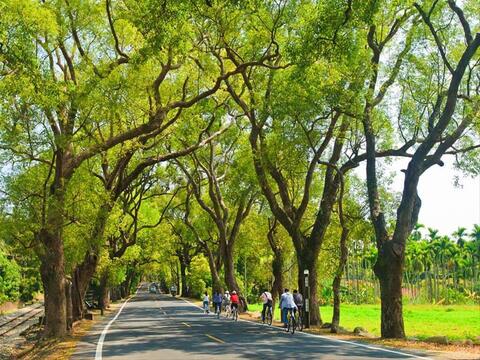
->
xmin=411 ymin=223 xmax=425 ymax=242
xmin=453 ymin=227 xmax=467 ymax=247
xmin=466 ymin=226 xmax=480 ymax=292
xmin=430 ymin=236 xmax=456 ymax=301
xmin=405 ymin=240 xmax=426 ymax=301
xmin=469 ymin=224 xmax=480 ymax=242
xmin=427 ymin=228 xmax=440 ymax=242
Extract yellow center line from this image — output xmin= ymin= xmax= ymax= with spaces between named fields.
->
xmin=182 ymin=322 xmax=191 ymax=328
xmin=206 ymin=334 xmax=225 ymax=344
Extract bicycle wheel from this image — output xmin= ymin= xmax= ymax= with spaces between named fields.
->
xmin=291 ymin=314 xmax=296 ymax=334
xmin=267 ymin=308 xmax=273 ymax=326
xmin=234 ymin=309 xmax=238 ymax=321
xmin=298 ymin=313 xmax=303 ymax=331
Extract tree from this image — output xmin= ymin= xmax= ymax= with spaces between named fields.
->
xmin=0 ymin=0 xmax=280 ymax=336
xmin=362 ymin=1 xmax=480 ymax=337
xmin=176 ymin=130 xmax=256 ymax=303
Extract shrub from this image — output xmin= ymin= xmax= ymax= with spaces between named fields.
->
xmin=0 ymin=253 xmax=21 ymax=304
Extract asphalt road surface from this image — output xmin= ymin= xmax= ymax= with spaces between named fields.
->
xmin=73 ymin=286 xmax=431 ymax=360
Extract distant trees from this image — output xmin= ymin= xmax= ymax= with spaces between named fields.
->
xmin=357 ymin=225 xmax=480 ymax=305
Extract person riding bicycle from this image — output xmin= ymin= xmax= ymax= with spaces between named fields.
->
xmin=279 ymin=288 xmax=297 ymax=328
xmin=222 ymin=290 xmax=231 ymax=315
xmin=260 ymin=290 xmax=273 ymax=323
xmin=293 ymin=289 xmax=303 ymax=318
xmin=213 ymin=291 xmax=223 ymax=315
xmin=202 ymin=291 xmax=210 ymax=314
xmin=230 ymin=290 xmax=240 ymax=315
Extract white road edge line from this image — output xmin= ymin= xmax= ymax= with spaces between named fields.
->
xmin=180 ymin=297 xmax=432 ymax=360
xmin=95 ymin=287 xmax=140 ymax=360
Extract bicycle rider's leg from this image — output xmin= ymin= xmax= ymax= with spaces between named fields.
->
xmin=261 ymin=303 xmax=267 ymax=322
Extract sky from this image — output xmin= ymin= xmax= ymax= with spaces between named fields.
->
xmin=377 ymin=158 xmax=480 ymax=236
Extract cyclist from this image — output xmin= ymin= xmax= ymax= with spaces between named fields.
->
xmin=213 ymin=291 xmax=223 ymax=316
xmin=260 ymin=290 xmax=273 ymax=323
xmin=202 ymin=291 xmax=210 ymax=314
xmin=293 ymin=289 xmax=304 ymax=328
xmin=230 ymin=290 xmax=240 ymax=318
xmin=222 ymin=290 xmax=231 ymax=317
xmin=170 ymin=284 xmax=177 ymax=297
xmin=279 ymin=288 xmax=297 ymax=328
xmin=293 ymin=289 xmax=303 ymax=317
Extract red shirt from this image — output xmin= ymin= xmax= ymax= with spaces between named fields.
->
xmin=230 ymin=294 xmax=239 ymax=304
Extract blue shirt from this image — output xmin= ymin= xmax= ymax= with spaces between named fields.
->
xmin=213 ymin=293 xmax=223 ymax=303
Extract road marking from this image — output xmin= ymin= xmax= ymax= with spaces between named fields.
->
xmin=182 ymin=322 xmax=191 ymax=327
xmin=206 ymin=334 xmax=225 ymax=344
xmin=180 ymin=297 xmax=431 ymax=359
xmin=95 ymin=293 xmax=135 ymax=360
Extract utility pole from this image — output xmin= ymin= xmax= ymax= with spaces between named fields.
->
xmin=304 ymin=269 xmax=310 ymax=328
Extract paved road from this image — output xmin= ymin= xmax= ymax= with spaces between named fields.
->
xmin=73 ymin=287 xmax=431 ymax=360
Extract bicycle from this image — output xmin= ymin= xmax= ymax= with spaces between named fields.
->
xmin=295 ymin=308 xmax=303 ymax=331
xmin=263 ymin=305 xmax=273 ymax=326
xmin=286 ymin=308 xmax=296 ymax=334
xmin=224 ymin=304 xmax=231 ymax=318
xmin=231 ymin=305 xmax=238 ymax=321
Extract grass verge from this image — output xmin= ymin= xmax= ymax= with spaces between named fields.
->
xmin=248 ymin=303 xmax=479 ymax=340
xmin=318 ymin=304 xmax=480 ymax=341
xmin=247 ymin=303 xmax=479 ymax=358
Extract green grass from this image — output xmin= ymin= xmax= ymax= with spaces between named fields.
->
xmin=248 ymin=303 xmax=480 ymax=340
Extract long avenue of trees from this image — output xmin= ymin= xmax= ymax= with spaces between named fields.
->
xmin=0 ymin=0 xmax=479 ymax=340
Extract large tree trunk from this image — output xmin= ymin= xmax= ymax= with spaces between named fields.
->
xmin=180 ymin=260 xmax=188 ymax=297
xmin=224 ymin=244 xmax=239 ymax=292
xmin=37 ymin=160 xmax=71 ymax=338
xmin=224 ymin=242 xmax=248 ymax=311
xmin=71 ymin=203 xmax=111 ymax=320
xmin=39 ymin=229 xmax=67 ymax=337
xmin=205 ymin=246 xmax=223 ymax=293
xmin=331 ymin=227 xmax=349 ymax=333
xmin=99 ymin=272 xmax=110 ymax=315
xmin=271 ymin=251 xmax=283 ymax=304
xmin=267 ymin=219 xmax=283 ymax=305
xmin=123 ymin=267 xmax=136 ymax=297
xmin=65 ymin=278 xmax=73 ymax=331
xmin=178 ymin=250 xmax=192 ymax=297
xmin=374 ymin=242 xmax=405 ymax=338
xmin=71 ymin=253 xmax=98 ymax=321
xmin=297 ymin=248 xmax=321 ymax=326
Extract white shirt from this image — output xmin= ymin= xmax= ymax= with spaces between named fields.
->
xmin=280 ymin=292 xmax=297 ymax=309
xmin=223 ymin=294 xmax=231 ymax=304
xmin=203 ymin=294 xmax=209 ymax=302
xmin=260 ymin=291 xmax=273 ymax=304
